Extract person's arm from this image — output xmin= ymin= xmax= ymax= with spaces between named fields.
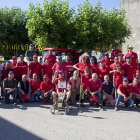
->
xmin=73 ymin=65 xmax=81 ymax=71
xmin=113 ymin=75 xmax=115 ymax=87
xmin=117 ymin=89 xmax=125 ymax=97
xmin=27 ymin=83 xmax=31 ymax=96
xmin=3 ymin=80 xmax=11 ymax=91
xmin=95 ymin=88 xmax=101 ymax=94
xmin=102 ymin=90 xmax=109 ymax=96
xmin=52 ymin=71 xmax=58 ymax=84
xmin=111 ymin=88 xmax=115 ymax=95
xmin=17 ymin=82 xmax=24 ymax=94
xmin=127 ymin=93 xmax=132 ymax=100
xmin=136 ymin=58 xmax=139 ymax=70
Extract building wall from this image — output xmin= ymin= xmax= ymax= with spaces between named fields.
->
xmin=120 ymin=0 xmax=140 ymax=60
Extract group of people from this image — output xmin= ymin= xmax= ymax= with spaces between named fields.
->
xmin=0 ymin=44 xmax=140 ymax=111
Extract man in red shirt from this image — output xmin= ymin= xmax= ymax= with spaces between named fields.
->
xmin=74 ymin=56 xmax=92 ymax=75
xmin=40 ymin=74 xmax=55 ymax=101
xmin=42 ymin=55 xmax=53 ymax=79
xmin=74 ymin=49 xmax=80 ymax=64
xmin=118 ymin=53 xmax=125 ymax=65
xmin=44 ymin=50 xmax=56 ymax=65
xmin=129 ymin=77 xmax=140 ymax=107
xmin=29 ymin=55 xmax=42 ymax=80
xmin=52 ymin=56 xmax=67 ymax=78
xmin=125 ymin=46 xmax=139 ymax=70
xmin=124 ymin=56 xmax=135 ymax=83
xmin=114 ymin=77 xmax=134 ymax=111
xmin=103 ymin=52 xmax=112 ymax=69
xmin=90 ymin=57 xmax=98 ymax=73
xmin=63 ymin=56 xmax=73 ymax=79
xmin=30 ymin=73 xmax=41 ymax=102
xmin=87 ymin=73 xmax=102 ymax=107
xmin=111 ymin=44 xmax=122 ymax=59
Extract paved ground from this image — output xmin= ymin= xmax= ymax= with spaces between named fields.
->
xmin=0 ymin=99 xmax=140 ymax=140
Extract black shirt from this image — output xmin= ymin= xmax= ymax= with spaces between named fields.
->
xmin=102 ymin=81 xmax=114 ymax=95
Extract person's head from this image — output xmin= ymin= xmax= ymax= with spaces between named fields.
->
xmin=73 ymin=70 xmax=79 ymax=79
xmin=105 ymin=52 xmax=109 ymax=59
xmin=45 ymin=56 xmax=50 ymax=63
xmin=118 ymin=54 xmax=124 ymax=60
xmin=12 ymin=56 xmax=17 ymax=63
xmin=126 ymin=56 xmax=131 ymax=63
xmin=30 ymin=44 xmax=34 ymax=51
xmin=58 ymin=56 xmax=62 ymax=64
xmin=58 ymin=77 xmax=64 ymax=83
xmin=116 ymin=64 xmax=120 ymax=70
xmin=43 ymin=74 xmax=49 ymax=83
xmin=6 ymin=61 xmax=11 ymax=68
xmin=66 ymin=56 xmax=69 ymax=62
xmin=8 ymin=71 xmax=14 ymax=79
xmin=114 ymin=44 xmax=118 ymax=50
xmin=81 ymin=56 xmax=86 ymax=64
xmin=58 ymin=70 xmax=64 ymax=78
xmin=84 ymin=67 xmax=90 ymax=76
xmin=133 ymin=77 xmax=138 ymax=86
xmin=19 ymin=55 xmax=24 ymax=62
xmin=92 ymin=73 xmax=98 ymax=82
xmin=33 ymin=55 xmax=38 ymax=62
xmin=90 ymin=57 xmax=95 ymax=64
xmin=48 ymin=50 xmax=52 ymax=55
xmin=128 ymin=45 xmax=134 ymax=53
xmin=22 ymin=74 xmax=28 ymax=82
xmin=33 ymin=73 xmax=37 ymax=81
xmin=104 ymin=75 xmax=109 ymax=83
xmin=114 ymin=56 xmax=118 ymax=63
xmin=123 ymin=77 xmax=129 ymax=87
xmin=101 ymin=50 xmax=105 ymax=56
xmin=99 ymin=60 xmax=104 ymax=67
xmin=88 ymin=51 xmax=92 ymax=57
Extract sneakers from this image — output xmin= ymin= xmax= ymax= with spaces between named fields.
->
xmin=81 ymin=103 xmax=85 ymax=107
xmin=114 ymin=107 xmax=118 ymax=111
xmin=14 ymin=103 xmax=17 ymax=106
xmin=96 ymin=103 xmax=100 ymax=107
xmin=53 ymin=102 xmax=57 ymax=106
xmin=125 ymin=103 xmax=129 ymax=107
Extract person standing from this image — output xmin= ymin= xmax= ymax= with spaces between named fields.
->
xmin=98 ymin=50 xmax=105 ymax=60
xmin=111 ymin=44 xmax=122 ymax=59
xmin=118 ymin=53 xmax=125 ymax=65
xmin=90 ymin=57 xmax=98 ymax=73
xmin=44 ymin=50 xmax=56 ymax=65
xmin=0 ymin=63 xmax=3 ymax=99
xmin=86 ymin=51 xmax=97 ymax=64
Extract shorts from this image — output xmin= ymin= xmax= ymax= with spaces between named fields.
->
xmin=115 ymin=85 xmax=119 ymax=92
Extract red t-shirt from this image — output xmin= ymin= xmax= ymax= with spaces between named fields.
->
xmin=103 ymin=58 xmax=112 ymax=69
xmin=75 ymin=62 xmax=92 ymax=74
xmin=29 ymin=61 xmax=42 ymax=77
xmin=63 ymin=61 xmax=73 ymax=78
xmin=125 ymin=52 xmax=138 ymax=69
xmin=81 ymin=74 xmax=92 ymax=90
xmin=129 ymin=83 xmax=140 ymax=95
xmin=110 ymin=63 xmax=124 ymax=71
xmin=119 ymin=60 xmax=125 ymax=65
xmin=97 ymin=66 xmax=109 ymax=79
xmin=2 ymin=67 xmax=12 ymax=80
xmin=30 ymin=79 xmax=41 ymax=92
xmin=118 ymin=84 xmax=132 ymax=97
xmin=113 ymin=71 xmax=124 ymax=85
xmin=111 ymin=49 xmax=122 ymax=58
xmin=90 ymin=63 xmax=98 ymax=73
xmin=56 ymin=84 xmax=66 ymax=92
xmin=10 ymin=62 xmax=19 ymax=77
xmin=52 ymin=63 xmax=67 ymax=73
xmin=40 ymin=80 xmax=55 ymax=92
xmin=87 ymin=78 xmax=103 ymax=92
xmin=123 ymin=62 xmax=135 ymax=80
xmin=44 ymin=54 xmax=56 ymax=65
xmin=42 ymin=63 xmax=53 ymax=78
xmin=16 ymin=61 xmax=28 ymax=77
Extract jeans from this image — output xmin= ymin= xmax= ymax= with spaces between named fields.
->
xmin=4 ymin=90 xmax=17 ymax=104
xmin=89 ymin=92 xmax=101 ymax=105
xmin=31 ymin=91 xmax=41 ymax=102
xmin=115 ymin=94 xmax=134 ymax=107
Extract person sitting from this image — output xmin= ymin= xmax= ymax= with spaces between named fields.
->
xmin=87 ymin=73 xmax=102 ymax=107
xmin=102 ymin=75 xmax=115 ymax=106
xmin=40 ymin=74 xmax=55 ymax=102
xmin=17 ymin=74 xmax=31 ymax=102
xmin=67 ymin=70 xmax=85 ymax=106
xmin=129 ymin=77 xmax=140 ymax=107
xmin=30 ymin=73 xmax=42 ymax=102
xmin=114 ymin=77 xmax=134 ymax=111
xmin=3 ymin=71 xmax=17 ymax=105
xmin=98 ymin=50 xmax=105 ymax=60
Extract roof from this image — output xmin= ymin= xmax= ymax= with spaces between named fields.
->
xmin=43 ymin=48 xmax=74 ymax=52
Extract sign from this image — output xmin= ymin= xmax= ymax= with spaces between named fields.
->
xmin=58 ymin=82 xmax=66 ymax=89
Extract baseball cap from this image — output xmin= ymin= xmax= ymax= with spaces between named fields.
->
xmin=90 ymin=57 xmax=94 ymax=60
xmin=22 ymin=92 xmax=28 ymax=101
xmin=85 ymin=67 xmax=90 ymax=71
xmin=9 ymin=71 xmax=14 ymax=74
xmin=126 ymin=55 xmax=131 ymax=59
xmin=30 ymin=44 xmax=34 ymax=46
xmin=88 ymin=51 xmax=91 ymax=54
xmin=82 ymin=56 xmax=86 ymax=59
xmin=6 ymin=61 xmax=11 ymax=64
xmin=105 ymin=52 xmax=109 ymax=55
xmin=12 ymin=56 xmax=17 ymax=59
xmin=59 ymin=70 xmax=63 ymax=73
xmin=101 ymin=50 xmax=105 ymax=52
xmin=58 ymin=56 xmax=62 ymax=59
xmin=43 ymin=74 xmax=49 ymax=79
xmin=19 ymin=55 xmax=24 ymax=57
xmin=33 ymin=54 xmax=38 ymax=58
xmin=90 ymin=95 xmax=98 ymax=102
xmin=123 ymin=77 xmax=128 ymax=81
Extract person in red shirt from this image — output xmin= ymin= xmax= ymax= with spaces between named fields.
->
xmin=74 ymin=49 xmax=80 ymax=64
xmin=44 ymin=50 xmax=56 ymax=65
xmin=111 ymin=44 xmax=122 ymax=59
xmin=40 ymin=74 xmax=55 ymax=102
xmin=114 ymin=77 xmax=134 ymax=111
xmin=103 ymin=52 xmax=112 ymax=69
xmin=63 ymin=56 xmax=73 ymax=79
xmin=124 ymin=56 xmax=135 ymax=83
xmin=90 ymin=57 xmax=98 ymax=73
xmin=16 ymin=55 xmax=28 ymax=82
xmin=74 ymin=56 xmax=92 ymax=75
xmin=42 ymin=56 xmax=53 ymax=79
xmin=29 ymin=55 xmax=42 ymax=80
xmin=52 ymin=56 xmax=67 ymax=78
xmin=125 ymin=46 xmax=139 ymax=70
xmin=129 ymin=77 xmax=140 ymax=107
xmin=30 ymin=73 xmax=41 ymax=102
xmin=87 ymin=73 xmax=102 ymax=107
xmin=118 ymin=53 xmax=125 ymax=65
xmin=113 ymin=64 xmax=124 ymax=100
xmin=97 ymin=59 xmax=109 ymax=82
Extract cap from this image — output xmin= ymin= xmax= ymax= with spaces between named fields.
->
xmin=33 ymin=54 xmax=38 ymax=58
xmin=30 ymin=44 xmax=34 ymax=46
xmin=115 ymin=44 xmax=118 ymax=47
xmin=88 ymin=51 xmax=91 ymax=54
xmin=123 ymin=77 xmax=128 ymax=81
xmin=90 ymin=57 xmax=94 ymax=60
xmin=58 ymin=56 xmax=62 ymax=59
xmin=127 ymin=45 xmax=134 ymax=49
xmin=85 ymin=67 xmax=90 ymax=71
xmin=126 ymin=55 xmax=131 ymax=59
xmin=101 ymin=50 xmax=105 ymax=52
xmin=105 ymin=52 xmax=109 ymax=55
xmin=6 ymin=61 xmax=11 ymax=64
xmin=90 ymin=95 xmax=98 ymax=102
xmin=59 ymin=70 xmax=63 ymax=73
xmin=12 ymin=56 xmax=17 ymax=59
xmin=43 ymin=74 xmax=49 ymax=79
xmin=19 ymin=55 xmax=24 ymax=57
xmin=9 ymin=71 xmax=14 ymax=74
xmin=118 ymin=53 xmax=124 ymax=56
xmin=82 ymin=56 xmax=86 ymax=59
xmin=22 ymin=92 xmax=28 ymax=101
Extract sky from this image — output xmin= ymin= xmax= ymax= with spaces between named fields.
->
xmin=0 ymin=0 xmax=120 ymax=10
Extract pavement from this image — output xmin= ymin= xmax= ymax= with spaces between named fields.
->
xmin=0 ymin=99 xmax=140 ymax=140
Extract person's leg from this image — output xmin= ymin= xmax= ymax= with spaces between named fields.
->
xmin=40 ymin=93 xmax=45 ymax=100
xmin=17 ymin=89 xmax=23 ymax=102
xmin=70 ymin=92 xmax=76 ymax=105
xmin=115 ymin=94 xmax=124 ymax=107
xmin=52 ymin=92 xmax=58 ymax=103
xmin=11 ymin=90 xmax=17 ymax=103
xmin=4 ymin=91 xmax=10 ymax=104
xmin=102 ymin=94 xmax=107 ymax=105
xmin=31 ymin=94 xmax=36 ymax=102
xmin=96 ymin=92 xmax=101 ymax=105
xmin=36 ymin=91 xmax=41 ymax=100
xmin=125 ymin=99 xmax=134 ymax=107
xmin=1 ymin=80 xmax=4 ymax=97
xmin=89 ymin=95 xmax=94 ymax=105
xmin=66 ymin=91 xmax=71 ymax=102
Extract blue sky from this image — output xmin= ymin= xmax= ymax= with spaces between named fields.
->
xmin=1 ymin=0 xmax=120 ymax=10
